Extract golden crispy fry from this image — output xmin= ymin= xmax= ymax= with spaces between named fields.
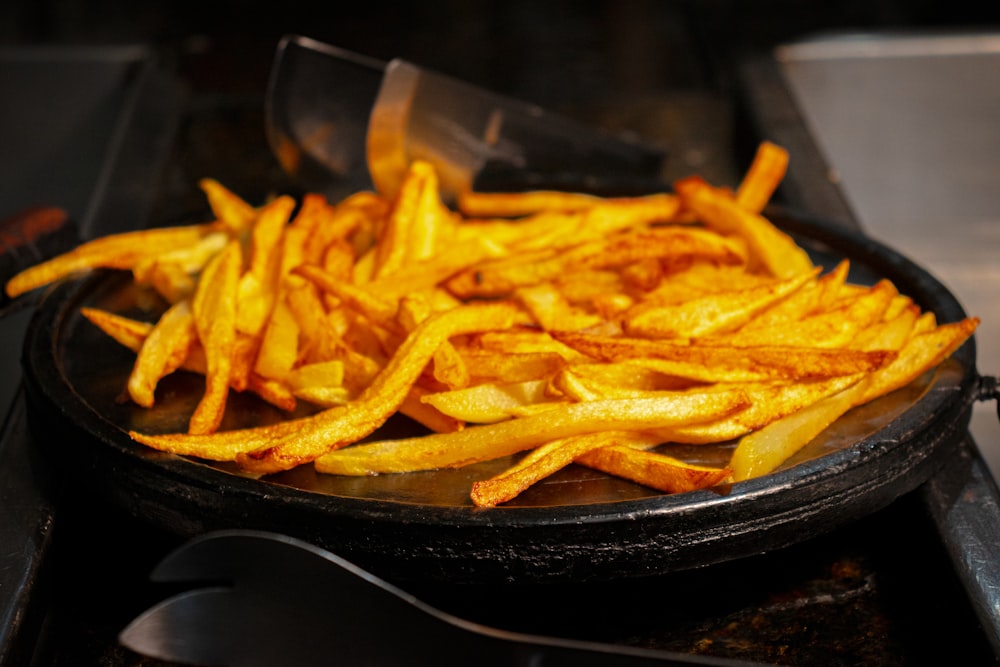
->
xmin=373 ymin=160 xmax=453 ymax=279
xmin=738 ymin=259 xmax=850 ymax=331
xmin=553 ymin=331 xmax=895 ymax=382
xmin=462 ymin=350 xmax=567 ymax=384
xmin=729 ymin=317 xmax=979 ymax=481
xmin=457 ymin=190 xmax=679 ymax=222
xmin=421 ymin=380 xmax=553 ymax=423
xmin=22 ymin=147 xmax=975 ymax=504
xmin=446 ymin=226 xmax=747 ymax=298
xmin=678 ymin=178 xmax=813 ymax=279
xmin=83 ymin=306 xmax=297 ymax=413
xmin=188 ymin=239 xmax=242 ymax=435
xmin=515 ymin=283 xmax=604 ymax=332
xmin=576 ymin=446 xmax=732 ymax=494
xmin=235 ymin=195 xmax=295 ymax=336
xmin=253 ymin=299 xmax=299 ymax=381
xmin=199 ymin=178 xmax=257 ymax=233
xmin=315 ymin=386 xmax=749 ymax=475
xmin=130 ymin=302 xmax=526 ymax=468
xmin=127 ymin=300 xmax=197 ymax=408
xmin=230 ymin=303 xmax=527 ymax=473
xmin=735 ymin=141 xmax=789 ymax=214
xmin=5 ymin=225 xmax=214 ymax=299
xmin=708 ymin=278 xmax=897 ymax=348
xmin=80 ymin=307 xmax=153 ymax=352
xmin=135 ymin=261 xmax=196 ymax=304
xmin=398 ymin=385 xmax=465 ymax=434
xmin=471 ymin=431 xmax=665 ymax=507
xmin=458 ymin=190 xmax=605 ymax=217
xmin=665 ymin=375 xmax=864 ymax=444
xmin=623 ymin=267 xmax=819 ymax=338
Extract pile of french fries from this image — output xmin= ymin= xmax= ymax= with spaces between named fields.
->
xmin=5 ymin=142 xmax=978 ymax=506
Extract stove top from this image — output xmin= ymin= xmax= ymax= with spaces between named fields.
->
xmin=2 ymin=31 xmax=999 ymax=665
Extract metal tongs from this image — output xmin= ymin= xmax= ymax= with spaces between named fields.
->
xmin=264 ymin=35 xmax=666 ymax=203
xmin=119 ymin=530 xmax=745 ymax=666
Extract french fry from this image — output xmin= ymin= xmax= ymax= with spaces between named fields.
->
xmin=5 ymin=225 xmax=215 ymax=299
xmin=707 ymin=278 xmax=897 ymax=348
xmin=623 ymin=267 xmax=820 ymax=338
xmin=735 ymin=141 xmax=789 ymax=214
xmin=130 ymin=303 xmax=530 ymax=468
xmin=678 ymin=178 xmax=813 ymax=279
xmin=552 ymin=331 xmax=896 ymax=382
xmin=421 ymin=380 xmax=553 ymax=424
xmin=13 ymin=146 xmax=976 ymax=505
xmin=471 ymin=431 xmax=666 ymax=507
xmin=235 ymin=195 xmax=295 ymax=336
xmin=80 ymin=307 xmax=154 ymax=353
xmin=445 ymin=226 xmax=747 ymax=299
xmin=315 ymin=386 xmax=750 ymax=475
xmin=127 ymin=300 xmax=197 ymax=408
xmin=729 ymin=317 xmax=979 ymax=480
xmin=188 ymin=239 xmax=242 ymax=435
xmin=576 ymin=445 xmax=732 ymax=495
xmin=199 ymin=178 xmax=257 ymax=233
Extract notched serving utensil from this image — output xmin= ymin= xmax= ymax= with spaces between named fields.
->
xmin=265 ymin=34 xmax=666 ymax=204
xmin=119 ymin=530 xmax=748 ymax=666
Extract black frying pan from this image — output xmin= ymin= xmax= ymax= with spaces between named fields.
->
xmin=20 ymin=209 xmax=984 ymax=585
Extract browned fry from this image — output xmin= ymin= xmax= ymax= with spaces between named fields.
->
xmin=315 ymin=386 xmax=750 ymax=475
xmin=39 ymin=149 xmax=977 ymax=500
xmin=131 ymin=302 xmax=527 ymax=468
xmin=373 ymin=160 xmax=452 ymax=279
xmin=234 ymin=302 xmax=528 ymax=473
xmin=80 ymin=307 xmax=153 ymax=353
xmin=296 ymin=264 xmax=400 ymax=330
xmin=199 ymin=178 xmax=257 ymax=233
xmin=82 ymin=307 xmax=296 ymax=413
xmin=188 ymin=239 xmax=242 ymax=435
xmin=552 ymin=331 xmax=896 ymax=382
xmin=5 ymin=224 xmax=215 ymax=299
xmin=706 ymin=278 xmax=898 ymax=348
xmin=127 ymin=300 xmax=197 ymax=408
xmin=457 ymin=190 xmax=606 ymax=217
xmin=735 ymin=141 xmax=789 ymax=214
xmin=678 ymin=178 xmax=813 ymax=279
xmin=623 ymin=267 xmax=819 ymax=338
xmin=576 ymin=446 xmax=732 ymax=494
xmin=235 ymin=196 xmax=295 ymax=337
xmin=470 ymin=431 xmax=665 ymax=507
xmin=739 ymin=260 xmax=851 ymax=330
xmin=446 ymin=226 xmax=747 ymax=298
xmin=729 ymin=316 xmax=980 ymax=480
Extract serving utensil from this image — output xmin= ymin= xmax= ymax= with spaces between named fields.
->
xmin=119 ymin=530 xmax=743 ymax=666
xmin=264 ymin=35 xmax=666 ymax=203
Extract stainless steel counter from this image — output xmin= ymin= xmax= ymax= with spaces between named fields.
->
xmin=774 ymin=30 xmax=1000 ymax=479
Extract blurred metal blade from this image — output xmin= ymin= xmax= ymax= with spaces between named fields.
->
xmin=367 ymin=57 xmax=666 ymax=201
xmin=266 ymin=35 xmax=666 ymax=204
xmin=119 ymin=530 xmax=716 ymax=667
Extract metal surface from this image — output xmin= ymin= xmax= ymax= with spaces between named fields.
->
xmin=773 ymin=31 xmax=1000 ymax=481
xmin=737 ymin=32 xmax=1000 ymax=656
xmin=120 ymin=530 xmax=746 ymax=666
xmin=20 ymin=209 xmax=981 ymax=586
xmin=266 ymin=35 xmax=665 ymax=204
xmin=921 ymin=436 xmax=1000 ymax=655
xmin=0 ymin=46 xmax=181 ymax=667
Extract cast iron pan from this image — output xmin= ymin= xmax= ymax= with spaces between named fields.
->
xmin=21 ymin=209 xmax=981 ymax=585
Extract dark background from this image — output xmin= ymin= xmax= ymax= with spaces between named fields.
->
xmin=4 ymin=0 xmax=1000 ymax=101
xmin=4 ymin=2 xmax=1000 ymax=665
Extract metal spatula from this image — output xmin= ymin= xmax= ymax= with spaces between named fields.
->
xmin=119 ymin=530 xmax=745 ymax=666
xmin=264 ymin=35 xmax=666 ymax=203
